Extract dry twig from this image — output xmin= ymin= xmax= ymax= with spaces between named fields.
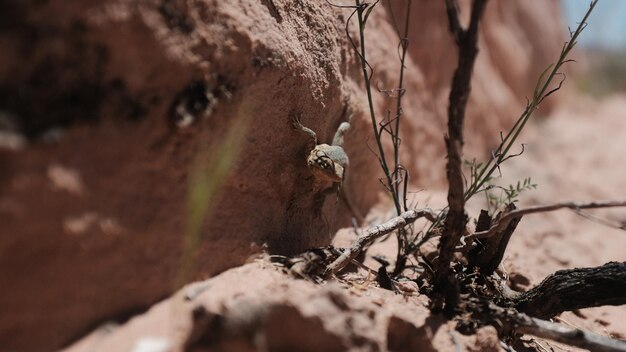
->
xmin=472 ymin=301 xmax=626 ymax=352
xmin=467 ymin=204 xmax=522 ymax=275
xmin=326 ymin=209 xmax=436 ymax=274
xmin=506 ymin=261 xmax=626 ymax=319
xmin=472 ymin=200 xmax=626 ymax=240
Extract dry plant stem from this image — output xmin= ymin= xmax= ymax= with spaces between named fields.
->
xmin=326 ymin=209 xmax=436 ymax=274
xmin=473 ymin=200 xmax=626 ymax=239
xmin=509 ymin=261 xmax=626 ymax=319
xmin=353 ymin=0 xmax=401 ymax=215
xmin=391 ymin=0 xmax=411 ymax=198
xmin=463 ymin=0 xmax=598 ymax=201
xmin=516 ymin=320 xmax=626 ymax=352
xmin=351 ymin=0 xmax=415 ymax=276
xmin=467 ymin=204 xmax=522 ymax=275
xmin=391 ymin=0 xmax=411 ymax=276
xmin=479 ymin=302 xmax=626 ymax=352
xmin=436 ymin=0 xmax=488 ymax=292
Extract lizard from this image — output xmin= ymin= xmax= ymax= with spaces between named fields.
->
xmin=291 ymin=115 xmax=364 ymax=223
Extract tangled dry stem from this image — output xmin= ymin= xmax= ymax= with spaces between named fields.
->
xmin=326 ymin=209 xmax=436 ymax=274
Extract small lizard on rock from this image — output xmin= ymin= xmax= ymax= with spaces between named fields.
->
xmin=292 ymin=115 xmax=363 ymax=222
xmin=292 ymin=116 xmax=350 ymax=184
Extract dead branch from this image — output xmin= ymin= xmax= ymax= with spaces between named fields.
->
xmin=467 ymin=204 xmax=522 ymax=275
xmin=326 ymin=209 xmax=437 ymax=274
xmin=516 ymin=318 xmax=626 ymax=352
xmin=444 ymin=0 xmax=462 ymax=44
xmin=506 ymin=261 xmax=626 ymax=319
xmin=469 ymin=300 xmax=626 ymax=352
xmin=472 ymin=200 xmax=626 ymax=240
xmin=436 ymin=0 xmax=489 ymax=297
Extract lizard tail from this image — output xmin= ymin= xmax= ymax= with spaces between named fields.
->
xmin=332 ymin=122 xmax=350 ymax=147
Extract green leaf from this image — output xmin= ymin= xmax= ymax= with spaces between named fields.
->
xmin=534 ymin=63 xmax=554 ymax=99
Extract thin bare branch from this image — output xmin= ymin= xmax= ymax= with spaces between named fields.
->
xmin=471 ymin=301 xmax=626 ymax=352
xmin=573 ymin=209 xmax=626 ymax=230
xmin=444 ymin=0 xmax=462 ymax=44
xmin=472 ymin=200 xmax=626 ymax=240
xmin=350 ymin=0 xmax=402 ymax=215
xmin=516 ymin=318 xmax=626 ymax=352
xmin=392 ymin=0 xmax=411 ymax=201
xmin=463 ymin=0 xmax=598 ymax=203
xmin=326 ymin=209 xmax=437 ymax=274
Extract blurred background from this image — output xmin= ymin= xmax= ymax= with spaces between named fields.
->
xmin=562 ymin=0 xmax=626 ymax=50
xmin=562 ymin=0 xmax=626 ymax=96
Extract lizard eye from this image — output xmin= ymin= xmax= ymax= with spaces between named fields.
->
xmin=315 ymin=154 xmax=335 ymax=170
xmin=317 ymin=158 xmax=329 ymax=169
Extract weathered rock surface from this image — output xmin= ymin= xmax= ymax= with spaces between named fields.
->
xmin=64 ymin=261 xmax=470 ymax=352
xmin=0 ymin=0 xmax=563 ymax=350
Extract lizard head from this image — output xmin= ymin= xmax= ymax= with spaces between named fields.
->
xmin=307 ymin=144 xmax=346 ymax=183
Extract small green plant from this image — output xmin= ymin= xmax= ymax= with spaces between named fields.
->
xmin=464 ymin=158 xmax=537 ymax=214
xmin=484 ymin=177 xmax=537 ymax=214
xmin=420 ymin=0 xmax=598 ymax=259
xmin=462 ymin=8 xmax=596 ymax=203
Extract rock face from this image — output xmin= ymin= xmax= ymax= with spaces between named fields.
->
xmin=64 ymin=262 xmax=469 ymax=352
xmin=0 ymin=0 xmax=563 ymax=350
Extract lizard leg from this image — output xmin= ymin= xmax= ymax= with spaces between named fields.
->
xmin=291 ymin=114 xmax=317 ymax=145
